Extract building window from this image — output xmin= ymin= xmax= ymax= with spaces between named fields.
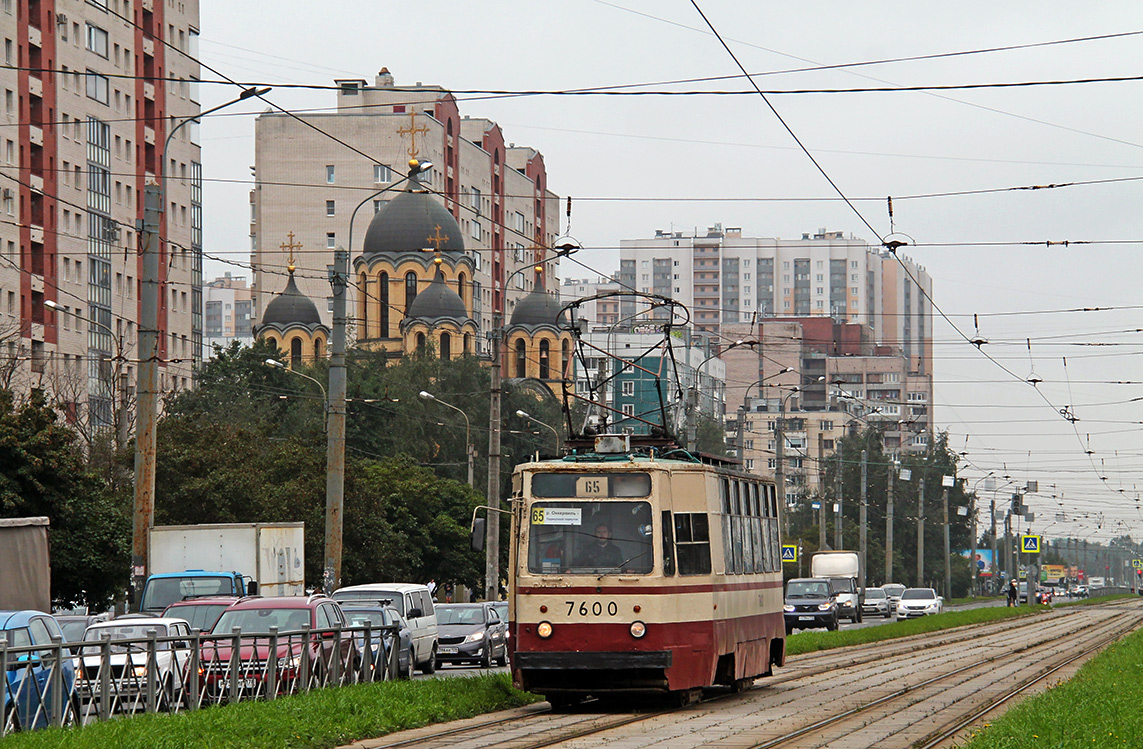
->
xmin=439 ymin=332 xmax=451 ymax=361
xmin=515 ymin=339 xmax=527 ymax=378
xmin=86 ymin=24 xmax=109 ymax=57
xmin=325 ymin=200 xmax=335 ymax=217
xmin=325 ymin=165 xmax=335 ymax=184
xmin=622 ymin=403 xmax=634 ymax=417
xmin=85 ymin=71 xmax=109 ymax=104
xmin=471 ymin=221 xmax=481 ymax=241
xmin=374 ymin=164 xmax=391 ymax=183
xmin=622 ymin=380 xmax=634 ymax=396
xmin=326 ymin=233 xmax=336 ymax=249
xmin=378 ymin=271 xmax=389 ymax=337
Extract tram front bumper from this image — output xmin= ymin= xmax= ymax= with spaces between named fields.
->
xmin=515 ymin=651 xmax=673 ymax=693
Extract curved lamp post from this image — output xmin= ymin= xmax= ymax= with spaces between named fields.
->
xmin=516 ymin=409 xmax=561 ymax=451
xmin=420 ymin=390 xmax=473 ymax=487
xmin=265 ymin=358 xmax=327 ymax=430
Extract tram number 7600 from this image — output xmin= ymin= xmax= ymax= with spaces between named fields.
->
xmin=566 ymin=600 xmax=619 ymax=617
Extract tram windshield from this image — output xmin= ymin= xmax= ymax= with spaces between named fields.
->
xmin=527 ymin=501 xmax=654 ymax=575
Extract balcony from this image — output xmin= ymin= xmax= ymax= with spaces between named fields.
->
xmin=28 ymin=25 xmax=41 ymax=48
xmin=143 ymin=81 xmax=156 ymax=100
xmin=29 ymin=125 xmax=43 ymax=146
xmin=28 ymin=75 xmax=42 ymax=98
xmin=143 ymin=37 xmax=155 ymax=56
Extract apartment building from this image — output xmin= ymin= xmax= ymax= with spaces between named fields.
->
xmin=1 ymin=0 xmax=200 ymax=436
xmin=251 ymin=68 xmax=561 ymax=350
xmin=618 ymin=225 xmax=933 ymax=377
xmin=559 ymin=276 xmax=621 ymax=327
xmin=203 ymin=272 xmax=252 ymax=352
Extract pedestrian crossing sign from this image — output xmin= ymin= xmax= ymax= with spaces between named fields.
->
xmin=781 ymin=544 xmax=798 ymax=563
xmin=1132 ymin=559 xmax=1142 ymax=569
xmin=1021 ymin=535 xmax=1041 ymax=554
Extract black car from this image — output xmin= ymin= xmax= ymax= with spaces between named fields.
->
xmin=784 ymin=578 xmax=839 ymax=633
xmin=434 ymin=603 xmax=508 ymax=668
xmin=340 ymin=605 xmax=414 ymax=679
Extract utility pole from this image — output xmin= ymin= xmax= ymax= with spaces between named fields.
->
xmin=131 ymin=183 xmax=162 ymax=609
xmin=970 ymin=497 xmax=978 ymax=598
xmin=917 ymin=478 xmax=925 ymax=586
xmin=817 ymin=433 xmax=826 ymax=551
xmin=486 ymin=314 xmax=503 ymax=601
xmin=859 ymin=450 xmax=867 ymax=590
xmin=775 ymin=407 xmax=787 ymax=536
xmin=322 ymin=247 xmax=348 ymax=594
xmin=884 ymin=463 xmax=895 ymax=583
xmin=833 ymin=446 xmax=842 ymax=550
xmin=942 ymin=488 xmax=951 ymax=599
xmin=990 ymin=497 xmax=997 ymax=594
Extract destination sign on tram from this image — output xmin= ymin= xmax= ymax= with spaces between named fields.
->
xmin=530 ymin=472 xmax=652 ymax=498
xmin=531 ymin=507 xmax=582 ymax=526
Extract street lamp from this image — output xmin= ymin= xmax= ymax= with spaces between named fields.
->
xmin=132 ymin=84 xmax=272 ymax=610
xmin=735 ymin=366 xmax=794 ymax=455
xmin=264 ymin=359 xmax=328 ymax=430
xmin=420 ymin=390 xmax=473 ymax=487
xmin=516 ymin=409 xmax=561 ymax=452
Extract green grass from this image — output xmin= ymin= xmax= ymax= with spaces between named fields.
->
xmin=0 ymin=674 xmax=539 ymax=749
xmin=1054 ymin=592 xmax=1135 ymax=608
xmin=786 ymin=605 xmax=1046 ymax=656
xmin=957 ymin=623 xmax=1143 ymax=747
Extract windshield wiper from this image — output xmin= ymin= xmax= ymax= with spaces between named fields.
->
xmin=596 ymin=550 xmax=650 ymax=580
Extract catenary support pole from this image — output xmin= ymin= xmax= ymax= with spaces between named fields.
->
xmin=323 ymin=247 xmax=348 ymax=594
xmin=917 ymin=478 xmax=926 ymax=586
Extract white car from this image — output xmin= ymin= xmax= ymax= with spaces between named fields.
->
xmin=76 ymin=617 xmax=192 ymax=712
xmin=896 ymin=588 xmax=943 ymax=620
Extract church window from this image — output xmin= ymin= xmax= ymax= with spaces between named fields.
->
xmin=464 ymin=333 xmax=472 ymax=354
xmin=405 ymin=271 xmax=418 ymax=312
xmin=314 ymin=338 xmax=324 ymax=360
xmin=561 ymin=339 xmax=570 ymax=379
xmin=515 ymin=339 xmax=527 ymax=378
xmin=457 ymin=271 xmax=467 ymax=307
xmin=440 ymin=332 xmax=451 ymax=361
xmin=416 ymin=332 xmax=426 ymax=351
xmin=539 ymin=339 xmax=550 ymax=380
xmin=290 ymin=337 xmax=303 ymax=368
xmin=378 ymin=272 xmax=389 ymax=337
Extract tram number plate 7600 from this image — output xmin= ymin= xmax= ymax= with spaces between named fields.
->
xmin=566 ymin=600 xmax=619 ymax=617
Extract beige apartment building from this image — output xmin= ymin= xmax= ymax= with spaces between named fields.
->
xmin=1 ymin=0 xmax=201 ymax=439
xmin=251 ymin=69 xmax=561 ymax=350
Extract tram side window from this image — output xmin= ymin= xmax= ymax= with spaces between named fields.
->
xmin=674 ymin=513 xmax=711 ymax=575
xmin=661 ymin=511 xmax=675 ymax=576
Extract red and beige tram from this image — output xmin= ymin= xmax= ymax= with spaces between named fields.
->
xmin=508 ymin=435 xmax=785 ymax=705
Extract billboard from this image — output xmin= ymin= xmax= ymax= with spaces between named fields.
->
xmin=1041 ymin=564 xmax=1067 ymax=582
xmin=961 ymin=549 xmax=994 ymax=577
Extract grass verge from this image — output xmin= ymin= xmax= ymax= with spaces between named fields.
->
xmin=0 ymin=673 xmax=539 ymax=749
xmin=787 ymin=605 xmax=1046 ymax=656
xmin=957 ymin=624 xmax=1143 ymax=747
xmin=1054 ymin=592 xmax=1134 ymax=608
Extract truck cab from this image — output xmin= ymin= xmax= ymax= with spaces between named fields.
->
xmin=139 ymin=571 xmax=256 ymax=615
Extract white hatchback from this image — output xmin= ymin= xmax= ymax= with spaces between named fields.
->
xmin=333 ymin=583 xmax=439 ymax=674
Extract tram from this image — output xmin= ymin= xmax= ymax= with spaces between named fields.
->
xmin=508 ymin=434 xmax=786 ymax=705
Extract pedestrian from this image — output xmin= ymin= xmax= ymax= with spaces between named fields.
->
xmin=1006 ymin=579 xmax=1018 ymax=607
xmin=426 ymin=579 xmax=437 ymax=597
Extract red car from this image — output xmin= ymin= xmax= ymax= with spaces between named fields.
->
xmin=198 ymin=595 xmax=355 ymax=701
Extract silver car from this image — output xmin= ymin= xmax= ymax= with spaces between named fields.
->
xmin=896 ymin=588 xmax=942 ymax=619
xmin=861 ymin=587 xmax=893 ymax=618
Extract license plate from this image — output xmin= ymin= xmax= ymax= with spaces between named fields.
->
xmin=798 ymin=616 xmax=815 ymax=621
xmin=239 ymin=678 xmax=258 ymax=690
xmin=440 ymin=646 xmax=458 ymax=654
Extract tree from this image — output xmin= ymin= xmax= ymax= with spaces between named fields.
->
xmin=0 ymin=388 xmax=130 ymax=609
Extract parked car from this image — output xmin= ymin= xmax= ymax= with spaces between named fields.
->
xmin=1 ymin=610 xmax=75 ymax=731
xmin=861 ymin=587 xmax=893 ymax=618
xmin=783 ymin=578 xmax=839 ymax=633
xmin=1017 ymin=581 xmax=1030 ymax=604
xmin=339 ymin=605 xmax=413 ymax=679
xmin=200 ymin=595 xmax=354 ymax=701
xmin=332 ymin=583 xmax=438 ymax=674
xmin=55 ymin=614 xmax=109 ymax=649
xmin=434 ymin=603 xmax=508 ymax=668
xmin=163 ymin=596 xmax=250 ymax=632
xmin=896 ymin=588 xmax=943 ymax=619
xmin=490 ymin=601 xmax=509 ymax=645
xmin=76 ymin=617 xmax=192 ymax=712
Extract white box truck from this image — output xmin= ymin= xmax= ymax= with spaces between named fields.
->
xmin=810 ymin=551 xmax=863 ymax=623
xmin=0 ymin=517 xmax=50 ymax=612
xmin=139 ymin=523 xmax=305 ymax=614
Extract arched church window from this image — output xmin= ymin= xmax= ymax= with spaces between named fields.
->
xmin=440 ymin=332 xmax=452 ymax=361
xmin=405 ymin=271 xmax=418 ymax=313
xmin=290 ymin=337 xmax=303 ymax=368
xmin=416 ymin=332 xmax=426 ymax=352
xmin=539 ymin=339 xmax=550 ymax=380
xmin=379 ymin=271 xmax=389 ymax=337
xmin=515 ymin=338 xmax=527 ymax=378
xmin=314 ymin=338 xmax=324 ymax=361
xmin=561 ymin=338 xmax=571 ymax=379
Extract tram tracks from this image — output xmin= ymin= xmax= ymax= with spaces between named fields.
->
xmin=354 ymin=603 xmax=1142 ymax=749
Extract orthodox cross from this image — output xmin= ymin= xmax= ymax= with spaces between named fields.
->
xmin=280 ymin=231 xmax=303 ymax=272
xmin=397 ymin=110 xmax=430 ymax=159
xmin=425 ymin=224 xmax=450 ymax=252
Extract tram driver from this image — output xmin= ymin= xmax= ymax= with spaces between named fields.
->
xmin=578 ymin=523 xmax=626 ymax=569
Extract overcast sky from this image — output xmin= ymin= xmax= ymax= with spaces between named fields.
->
xmin=196 ymin=2 xmax=1143 ymax=546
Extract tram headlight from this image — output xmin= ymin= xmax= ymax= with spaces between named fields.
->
xmin=629 ymin=621 xmax=646 ymax=639
xmin=537 ymin=621 xmax=554 ymax=639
